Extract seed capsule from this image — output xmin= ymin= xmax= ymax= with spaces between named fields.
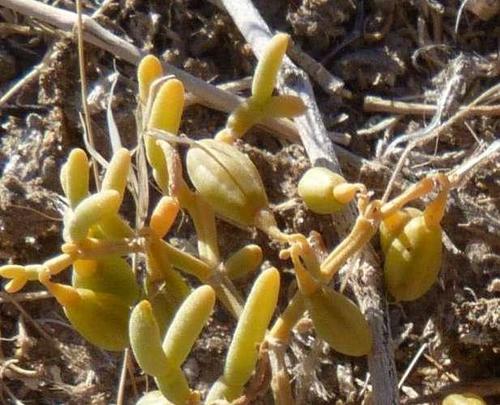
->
xmin=381 ymin=173 xmax=449 ymax=302
xmin=186 ymin=139 xmax=268 ymax=227
xmin=379 ymin=207 xmax=420 ymax=254
xmin=306 ymin=287 xmax=372 ymax=356
xmin=383 ymin=214 xmax=442 ymax=302
xmin=298 ymin=167 xmax=363 ymax=214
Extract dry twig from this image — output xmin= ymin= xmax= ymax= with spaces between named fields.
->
xmin=364 ymin=95 xmax=500 ymax=116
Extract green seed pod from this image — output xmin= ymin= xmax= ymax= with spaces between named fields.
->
xmin=207 ymin=268 xmax=280 ymax=402
xmin=224 ymin=244 xmax=263 ymax=280
xmin=252 ymin=33 xmax=289 ymax=105
xmin=129 ymin=300 xmax=171 ymax=376
xmin=72 ymin=256 xmax=139 ymax=306
xmin=306 ymin=287 xmax=372 ymax=356
xmin=442 ymin=393 xmax=486 ymax=405
xmin=383 ymin=214 xmax=442 ymax=302
xmin=65 ymin=190 xmax=121 ymax=242
xmin=61 ymin=148 xmax=89 ymax=209
xmin=101 ymin=148 xmax=131 ymax=204
xmin=162 ymin=285 xmax=215 ymax=367
xmin=297 ymin=167 xmax=348 ymax=214
xmin=186 ymin=139 xmax=268 ymax=227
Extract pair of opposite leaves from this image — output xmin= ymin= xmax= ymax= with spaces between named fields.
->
xmin=130 ymin=268 xmax=280 ymax=404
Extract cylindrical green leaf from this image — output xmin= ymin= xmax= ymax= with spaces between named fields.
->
xmin=252 ymin=33 xmax=289 ymax=104
xmin=96 ymin=213 xmax=134 ymax=240
xmin=138 ymin=54 xmax=163 ymax=104
xmin=129 ymin=300 xmax=170 ymax=376
xmin=101 ymin=148 xmax=131 ymax=204
xmin=162 ymin=285 xmax=215 ymax=367
xmin=222 ymin=268 xmax=280 ymax=398
xmin=224 ymin=244 xmax=263 ymax=280
xmin=62 ymin=148 xmax=89 ymax=209
xmin=155 ymin=371 xmax=194 ymax=405
xmin=265 ymin=95 xmax=306 ymax=118
xmin=66 ymin=190 xmax=121 ymax=242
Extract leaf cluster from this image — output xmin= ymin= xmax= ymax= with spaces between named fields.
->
xmin=0 ymin=34 xmax=453 ymax=404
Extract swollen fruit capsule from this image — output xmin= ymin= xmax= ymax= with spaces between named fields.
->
xmin=381 ymin=172 xmax=449 ymax=302
xmin=186 ymin=139 xmax=268 ymax=227
xmin=383 ymin=213 xmax=442 ymax=302
xmin=298 ymin=167 xmax=364 ymax=214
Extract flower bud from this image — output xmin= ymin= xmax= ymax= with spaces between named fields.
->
xmin=298 ymin=167 xmax=349 ymax=214
xmin=186 ymin=139 xmax=268 ymax=227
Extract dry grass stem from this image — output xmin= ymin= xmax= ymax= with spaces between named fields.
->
xmin=364 ymin=95 xmax=500 ymax=116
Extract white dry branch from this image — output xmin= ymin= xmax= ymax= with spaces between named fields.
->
xmin=218 ymin=0 xmax=399 ymax=404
